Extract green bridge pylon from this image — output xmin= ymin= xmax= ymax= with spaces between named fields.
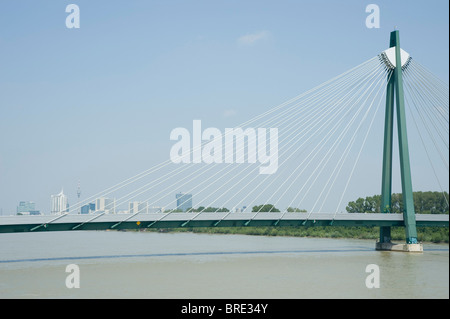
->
xmin=379 ymin=30 xmax=419 ymax=248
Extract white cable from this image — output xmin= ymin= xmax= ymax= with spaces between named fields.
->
xmin=100 ymin=59 xmax=382 ymax=214
xmin=333 ymin=70 xmax=389 ymax=216
xmin=405 ymin=87 xmax=449 ymax=207
xmin=211 ymin=60 xmax=386 ymax=213
xmin=257 ymin=63 xmax=388 ymax=214
xmin=286 ymin=64 xmax=387 ymax=213
xmin=136 ymin=58 xmax=384 ymax=212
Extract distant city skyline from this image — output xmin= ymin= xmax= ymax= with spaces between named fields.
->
xmin=6 ymin=191 xmax=192 ymax=216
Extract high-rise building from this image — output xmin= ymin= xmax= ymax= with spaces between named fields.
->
xmin=76 ymin=181 xmax=81 ymax=214
xmin=17 ymin=201 xmax=40 ymax=215
xmin=17 ymin=201 xmax=35 ymax=213
xmin=80 ymin=203 xmax=95 ymax=214
xmin=51 ymin=189 xmax=69 ymax=215
xmin=95 ymin=197 xmax=115 ymax=214
xmin=129 ymin=201 xmax=148 ymax=214
xmin=176 ymin=193 xmax=192 ymax=212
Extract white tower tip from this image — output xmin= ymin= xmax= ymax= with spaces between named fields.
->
xmin=379 ymin=47 xmax=411 ymax=70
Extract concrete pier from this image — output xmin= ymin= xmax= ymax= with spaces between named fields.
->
xmin=376 ymin=241 xmax=423 ymax=253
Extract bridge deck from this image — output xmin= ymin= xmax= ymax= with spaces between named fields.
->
xmin=0 ymin=212 xmax=448 ymax=233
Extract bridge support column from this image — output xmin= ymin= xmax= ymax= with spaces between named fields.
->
xmin=376 ymin=242 xmax=423 ymax=252
xmin=379 ymin=48 xmax=395 ymax=245
xmin=376 ymin=30 xmax=422 ymax=252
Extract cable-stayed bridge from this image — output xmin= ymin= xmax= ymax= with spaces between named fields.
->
xmin=1 ymin=31 xmax=448 ymax=252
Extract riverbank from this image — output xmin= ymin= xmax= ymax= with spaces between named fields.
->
xmin=146 ymin=225 xmax=449 ymax=244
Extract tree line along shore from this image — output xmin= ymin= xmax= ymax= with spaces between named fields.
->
xmin=151 ymin=225 xmax=448 ymax=244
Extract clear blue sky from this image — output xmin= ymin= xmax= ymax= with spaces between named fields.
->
xmin=0 ymin=0 xmax=448 ymax=214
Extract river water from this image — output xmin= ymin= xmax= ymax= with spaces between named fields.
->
xmin=0 ymin=231 xmax=448 ymax=299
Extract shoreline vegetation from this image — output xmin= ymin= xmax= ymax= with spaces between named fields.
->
xmin=144 ymin=191 xmax=449 ymax=244
xmin=145 ymin=226 xmax=449 ymax=244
